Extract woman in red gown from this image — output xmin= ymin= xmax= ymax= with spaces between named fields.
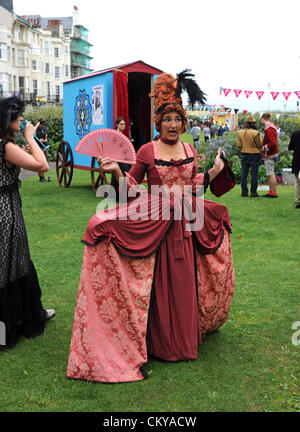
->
xmin=67 ymin=71 xmax=235 ymax=383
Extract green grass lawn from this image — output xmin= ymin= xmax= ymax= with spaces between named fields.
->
xmin=0 ymin=162 xmax=299 ymax=412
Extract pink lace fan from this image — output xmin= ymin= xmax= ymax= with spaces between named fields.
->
xmin=75 ymin=128 xmax=136 ymax=164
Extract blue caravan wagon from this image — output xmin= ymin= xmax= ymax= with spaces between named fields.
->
xmin=57 ymin=60 xmax=163 ymax=191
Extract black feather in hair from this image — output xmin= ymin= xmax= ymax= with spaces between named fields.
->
xmin=175 ymin=69 xmax=206 ymax=108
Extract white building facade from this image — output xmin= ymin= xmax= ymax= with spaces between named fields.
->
xmin=0 ymin=1 xmax=71 ymax=104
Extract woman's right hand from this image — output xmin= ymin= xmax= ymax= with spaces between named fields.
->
xmin=97 ymin=157 xmax=120 ymax=173
xmin=24 ymin=121 xmax=39 ymax=142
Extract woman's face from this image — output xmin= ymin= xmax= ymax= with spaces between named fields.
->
xmin=160 ymin=111 xmax=182 ymax=141
xmin=10 ymin=115 xmax=23 ymax=132
xmin=117 ymin=120 xmax=126 ymax=132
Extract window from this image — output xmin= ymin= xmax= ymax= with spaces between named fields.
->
xmin=54 ymin=66 xmax=61 ymax=79
xmin=44 ymin=41 xmax=51 ymax=56
xmin=32 ymin=59 xmax=40 ymax=72
xmin=0 ymin=43 xmax=8 ymax=60
xmin=55 ymin=85 xmax=60 ymax=102
xmin=32 ymin=79 xmax=38 ymax=96
xmin=54 ymin=47 xmax=60 ymax=58
xmin=65 ymin=64 xmax=69 ymax=77
xmin=46 ymin=81 xmax=51 ymax=99
xmin=19 ymin=77 xmax=25 ymax=89
xmin=64 ymin=45 xmax=69 ymax=55
xmin=18 ymin=49 xmax=25 ymax=66
xmin=45 ymin=63 xmax=50 ymax=74
xmin=0 ymin=73 xmax=9 ymax=93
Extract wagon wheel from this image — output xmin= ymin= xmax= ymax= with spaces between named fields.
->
xmin=56 ymin=141 xmax=74 ymax=188
xmin=91 ymin=157 xmax=109 ymax=193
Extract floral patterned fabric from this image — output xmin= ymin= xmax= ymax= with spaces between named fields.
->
xmin=67 ymin=141 xmax=235 ymax=382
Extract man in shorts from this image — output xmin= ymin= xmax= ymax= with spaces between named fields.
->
xmin=261 ymin=113 xmax=279 ymax=198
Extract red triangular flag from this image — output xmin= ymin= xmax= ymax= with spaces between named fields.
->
xmin=244 ymin=90 xmax=253 ymax=99
xmin=271 ymin=91 xmax=279 ymax=100
xmin=223 ymin=88 xmax=231 ymax=97
xmin=255 ymin=91 xmax=265 ymax=100
xmin=282 ymin=91 xmax=292 ymax=101
xmin=243 ymin=110 xmax=248 ymax=115
xmin=233 ymin=89 xmax=242 ymax=98
xmin=294 ymin=91 xmax=300 ymax=99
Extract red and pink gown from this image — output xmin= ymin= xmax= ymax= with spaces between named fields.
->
xmin=66 ymin=141 xmax=235 ymax=383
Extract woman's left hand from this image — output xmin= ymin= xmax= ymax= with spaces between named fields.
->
xmin=97 ymin=157 xmax=120 ymax=173
xmin=213 ymin=147 xmax=225 ymax=173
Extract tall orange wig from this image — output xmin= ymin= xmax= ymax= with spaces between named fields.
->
xmin=149 ymin=70 xmax=206 ymax=134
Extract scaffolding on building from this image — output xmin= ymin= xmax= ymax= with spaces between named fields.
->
xmin=70 ymin=25 xmax=93 ymax=78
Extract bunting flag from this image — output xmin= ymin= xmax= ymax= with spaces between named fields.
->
xmin=223 ymin=88 xmax=231 ymax=97
xmin=271 ymin=91 xmax=280 ymax=100
xmin=243 ymin=110 xmax=248 ymax=115
xmin=255 ymin=91 xmax=265 ymax=100
xmin=233 ymin=89 xmax=242 ymax=98
xmin=220 ymin=87 xmax=300 ymax=101
xmin=244 ymin=90 xmax=253 ymax=99
xmin=234 ymin=109 xmax=239 ymax=114
xmin=282 ymin=91 xmax=292 ymax=101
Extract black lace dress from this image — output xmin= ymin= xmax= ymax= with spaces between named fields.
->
xmin=0 ymin=139 xmax=46 ymax=349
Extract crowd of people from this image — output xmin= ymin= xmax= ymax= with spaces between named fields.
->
xmin=187 ymin=113 xmax=300 ymax=206
xmin=189 ymin=119 xmax=229 ymax=146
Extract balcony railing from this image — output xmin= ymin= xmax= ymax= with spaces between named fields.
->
xmin=0 ymin=91 xmax=63 ymax=105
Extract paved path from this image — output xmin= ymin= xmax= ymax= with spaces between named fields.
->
xmin=19 ymin=161 xmax=56 ymax=181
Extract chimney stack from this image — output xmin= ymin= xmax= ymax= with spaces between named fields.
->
xmin=73 ymin=5 xmax=79 ymax=25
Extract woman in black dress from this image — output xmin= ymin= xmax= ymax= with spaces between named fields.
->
xmin=0 ymin=96 xmax=55 ymax=350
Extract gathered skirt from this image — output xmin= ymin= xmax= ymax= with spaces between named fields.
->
xmin=66 ymin=224 xmax=234 ymax=383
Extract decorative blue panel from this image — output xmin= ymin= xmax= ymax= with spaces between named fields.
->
xmin=74 ymin=89 xmax=92 ymax=138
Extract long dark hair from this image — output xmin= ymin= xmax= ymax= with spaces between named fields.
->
xmin=0 ymin=96 xmax=24 ymax=141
